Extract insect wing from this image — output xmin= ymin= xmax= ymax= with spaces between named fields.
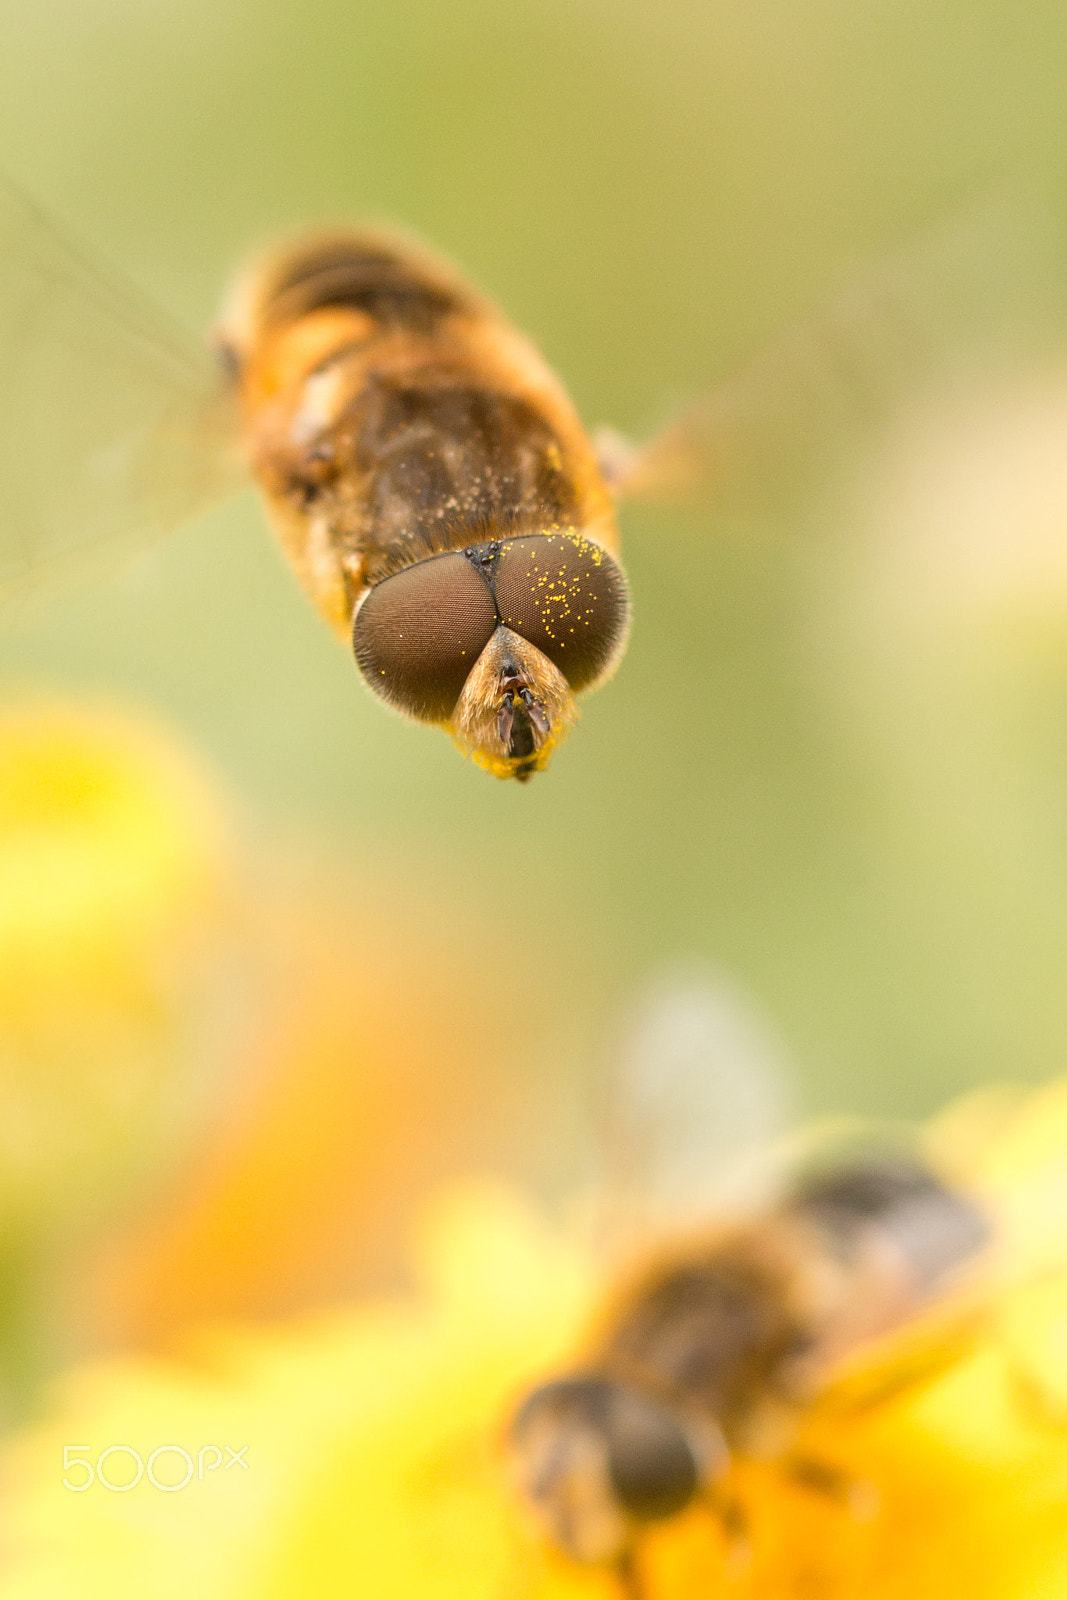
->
xmin=590 ymin=969 xmax=797 ymax=1258
xmin=802 ymin=1197 xmax=1067 ymax=1427
xmin=607 ymin=200 xmax=1056 ymax=510
xmin=0 ymin=176 xmax=242 ymax=609
xmin=803 ymin=1275 xmax=998 ymax=1424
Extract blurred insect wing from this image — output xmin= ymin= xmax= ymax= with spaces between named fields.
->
xmin=805 ymin=1276 xmax=996 ymax=1422
xmin=0 ymin=175 xmax=242 ymax=610
xmin=590 ymin=968 xmax=797 ymax=1258
xmin=603 ymin=200 xmax=1057 ymax=513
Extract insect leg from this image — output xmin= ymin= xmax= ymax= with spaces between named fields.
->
xmin=696 ymin=1484 xmax=752 ymax=1568
xmin=781 ymin=1454 xmax=880 ymax=1520
xmin=613 ymin=1546 xmax=646 ymax=1600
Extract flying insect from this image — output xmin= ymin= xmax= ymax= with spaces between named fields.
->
xmin=0 ymin=178 xmax=1034 ymax=778
xmin=217 ymin=228 xmax=629 ymax=779
xmin=0 ymin=182 xmax=634 ymax=780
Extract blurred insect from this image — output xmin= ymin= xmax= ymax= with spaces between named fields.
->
xmin=507 ymin=974 xmax=994 ymax=1594
xmin=510 ymin=1154 xmax=990 ymax=1590
xmin=0 ymin=177 xmax=1044 ymax=778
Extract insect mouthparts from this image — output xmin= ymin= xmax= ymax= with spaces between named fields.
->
xmin=495 ymin=667 xmax=551 ymax=765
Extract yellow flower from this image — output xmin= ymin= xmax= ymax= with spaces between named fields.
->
xmin=0 ymin=1086 xmax=1065 ymax=1599
xmin=0 ymin=1186 xmax=604 ymax=1600
xmin=0 ymin=697 xmax=233 ymax=1239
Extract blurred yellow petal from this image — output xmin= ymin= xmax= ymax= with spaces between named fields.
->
xmin=926 ymin=1076 xmax=1067 ymax=1270
xmin=0 ymin=1185 xmax=603 ymax=1600
xmin=0 ymin=696 xmax=243 ymax=1417
xmin=0 ymin=698 xmax=227 ymax=1008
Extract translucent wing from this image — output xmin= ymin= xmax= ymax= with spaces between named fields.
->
xmin=604 ymin=200 xmax=1058 ymax=511
xmin=588 ymin=966 xmax=798 ymax=1257
xmin=806 ymin=1281 xmax=995 ymax=1422
xmin=0 ymin=175 xmax=243 ymax=610
xmin=802 ymin=1080 xmax=1067 ymax=1426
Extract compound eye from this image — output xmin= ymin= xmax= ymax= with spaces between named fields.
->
xmin=492 ymin=533 xmax=629 ymax=692
xmin=604 ymin=1389 xmax=699 ymax=1522
xmin=352 ymin=553 xmax=498 ymax=721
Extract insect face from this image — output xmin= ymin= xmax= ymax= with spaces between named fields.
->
xmin=508 ymin=1374 xmax=713 ymax=1563
xmin=352 ymin=529 xmax=629 ymax=780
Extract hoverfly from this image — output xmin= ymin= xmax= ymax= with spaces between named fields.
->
xmin=1 ymin=181 xmax=635 ymax=780
xmin=509 ymin=1154 xmax=990 ymax=1585
xmin=506 ymin=974 xmax=1000 ymax=1595
xmin=217 ymin=227 xmax=632 ymax=781
xmin=0 ymin=178 xmax=1040 ymax=779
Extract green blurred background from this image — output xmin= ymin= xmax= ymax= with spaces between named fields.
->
xmin=3 ymin=0 xmax=1067 ymax=1142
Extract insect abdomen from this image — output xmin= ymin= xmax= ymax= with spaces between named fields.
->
xmin=253 ymin=232 xmax=476 ymax=338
